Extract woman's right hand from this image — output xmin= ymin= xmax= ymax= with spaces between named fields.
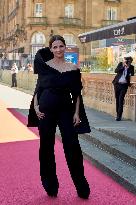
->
xmin=34 ymin=105 xmax=45 ymax=119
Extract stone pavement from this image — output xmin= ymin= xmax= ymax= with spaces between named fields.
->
xmin=85 ymin=107 xmax=136 ymax=143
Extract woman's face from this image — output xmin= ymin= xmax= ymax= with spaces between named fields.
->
xmin=50 ymin=40 xmax=66 ymax=59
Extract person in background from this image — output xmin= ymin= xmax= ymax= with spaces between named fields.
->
xmin=11 ymin=63 xmax=18 ymax=87
xmin=112 ymin=56 xmax=134 ymax=121
xmin=20 ymin=64 xmax=26 ymax=71
xmin=28 ymin=35 xmax=91 ymax=199
xmin=27 ymin=63 xmax=33 ymax=72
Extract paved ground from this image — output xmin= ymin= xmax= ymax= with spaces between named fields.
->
xmin=85 ymin=107 xmax=136 ymax=141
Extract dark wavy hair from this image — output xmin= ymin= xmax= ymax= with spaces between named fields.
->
xmin=124 ymin=56 xmax=133 ymax=62
xmin=49 ymin=35 xmax=66 ymax=48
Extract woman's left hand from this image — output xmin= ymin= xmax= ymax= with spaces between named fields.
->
xmin=73 ymin=113 xmax=81 ymax=126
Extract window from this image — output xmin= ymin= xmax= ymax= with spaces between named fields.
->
xmin=16 ymin=0 xmax=19 ymax=5
xmin=31 ymin=32 xmax=46 ymax=59
xmin=63 ymin=34 xmax=76 ymax=45
xmin=65 ymin=4 xmax=74 ymax=18
xmin=106 ymin=7 xmax=117 ymax=20
xmin=34 ymin=3 xmax=43 ymax=17
xmin=31 ymin=32 xmax=46 ymax=44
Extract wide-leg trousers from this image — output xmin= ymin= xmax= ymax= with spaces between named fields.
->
xmin=38 ymin=108 xmax=88 ymax=191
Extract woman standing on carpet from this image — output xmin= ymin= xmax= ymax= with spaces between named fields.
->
xmin=28 ymin=35 xmax=91 ymax=199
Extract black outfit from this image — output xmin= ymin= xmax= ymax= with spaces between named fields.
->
xmin=28 ymin=47 xmax=91 ymax=198
xmin=112 ymin=62 xmax=134 ymax=120
xmin=11 ymin=73 xmax=17 ymax=87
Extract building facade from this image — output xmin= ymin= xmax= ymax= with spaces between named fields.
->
xmin=0 ymin=0 xmax=136 ymax=67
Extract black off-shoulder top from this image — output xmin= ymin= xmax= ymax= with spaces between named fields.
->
xmin=27 ymin=47 xmax=91 ymax=134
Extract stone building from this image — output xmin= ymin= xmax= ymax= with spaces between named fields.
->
xmin=0 ymin=0 xmax=136 ymax=65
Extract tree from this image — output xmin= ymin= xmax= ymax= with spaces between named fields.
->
xmin=96 ymin=48 xmax=110 ymax=71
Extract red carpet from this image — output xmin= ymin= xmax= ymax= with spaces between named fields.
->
xmin=0 ymin=108 xmax=136 ymax=205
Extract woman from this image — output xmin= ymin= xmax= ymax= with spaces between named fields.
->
xmin=28 ymin=35 xmax=91 ymax=199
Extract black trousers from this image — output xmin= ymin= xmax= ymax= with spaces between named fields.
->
xmin=114 ymin=84 xmax=128 ymax=118
xmin=11 ymin=73 xmax=17 ymax=87
xmin=38 ymin=108 xmax=88 ymax=191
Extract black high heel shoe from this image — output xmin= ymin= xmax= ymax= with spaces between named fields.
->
xmin=77 ymin=189 xmax=90 ymax=199
xmin=41 ymin=178 xmax=59 ymax=197
xmin=76 ymin=178 xmax=90 ymax=199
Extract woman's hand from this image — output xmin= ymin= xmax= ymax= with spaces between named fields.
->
xmin=73 ymin=113 xmax=81 ymax=126
xmin=34 ymin=105 xmax=45 ymax=119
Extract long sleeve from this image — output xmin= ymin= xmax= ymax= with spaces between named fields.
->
xmin=115 ymin=62 xmax=124 ymax=73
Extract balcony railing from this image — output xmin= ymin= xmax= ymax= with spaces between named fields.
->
xmin=27 ymin=17 xmax=48 ymax=26
xmin=59 ymin=17 xmax=83 ymax=28
xmin=104 ymin=0 xmax=120 ymax=2
xmin=101 ymin=19 xmax=122 ymax=26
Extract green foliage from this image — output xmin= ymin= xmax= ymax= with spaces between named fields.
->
xmin=96 ymin=48 xmax=110 ymax=71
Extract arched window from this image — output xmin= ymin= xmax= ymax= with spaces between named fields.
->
xmin=31 ymin=32 xmax=46 ymax=44
xmin=31 ymin=32 xmax=46 ymax=59
xmin=63 ymin=34 xmax=76 ymax=46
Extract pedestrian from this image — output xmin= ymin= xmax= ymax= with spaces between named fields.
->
xmin=20 ymin=64 xmax=26 ymax=71
xmin=112 ymin=56 xmax=134 ymax=121
xmin=28 ymin=35 xmax=91 ymax=198
xmin=27 ymin=63 xmax=33 ymax=72
xmin=11 ymin=63 xmax=18 ymax=87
